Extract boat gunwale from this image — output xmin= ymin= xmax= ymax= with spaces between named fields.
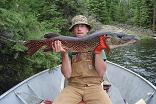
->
xmin=0 ymin=65 xmax=62 ymax=99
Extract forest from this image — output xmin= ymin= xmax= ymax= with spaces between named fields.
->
xmin=0 ymin=0 xmax=156 ymax=94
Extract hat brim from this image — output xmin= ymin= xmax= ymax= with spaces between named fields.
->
xmin=69 ymin=23 xmax=91 ymax=31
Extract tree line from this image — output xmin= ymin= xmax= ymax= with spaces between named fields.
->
xmin=0 ymin=0 xmax=155 ymax=94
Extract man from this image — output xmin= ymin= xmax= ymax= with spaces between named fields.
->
xmin=52 ymin=15 xmax=112 ymax=104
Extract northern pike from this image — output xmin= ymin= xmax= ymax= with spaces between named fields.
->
xmin=24 ymin=30 xmax=136 ymax=56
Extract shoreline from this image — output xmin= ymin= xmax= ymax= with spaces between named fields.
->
xmin=101 ymin=24 xmax=155 ymax=39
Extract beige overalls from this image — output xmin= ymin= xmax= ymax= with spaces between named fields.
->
xmin=53 ymin=52 xmax=112 ymax=104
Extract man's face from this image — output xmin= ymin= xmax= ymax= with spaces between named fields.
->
xmin=72 ymin=24 xmax=89 ymax=37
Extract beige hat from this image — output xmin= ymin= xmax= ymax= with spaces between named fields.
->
xmin=69 ymin=15 xmax=91 ymax=31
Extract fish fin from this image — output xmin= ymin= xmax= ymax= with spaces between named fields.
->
xmin=94 ymin=36 xmax=110 ymax=54
xmin=24 ymin=40 xmax=44 ymax=56
xmin=44 ymin=33 xmax=60 ymax=39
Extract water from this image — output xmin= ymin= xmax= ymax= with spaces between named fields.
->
xmin=107 ymin=38 xmax=156 ymax=86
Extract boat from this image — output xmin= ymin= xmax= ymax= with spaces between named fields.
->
xmin=0 ymin=61 xmax=156 ymax=104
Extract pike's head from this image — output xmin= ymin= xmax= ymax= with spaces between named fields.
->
xmin=95 ymin=32 xmax=137 ymax=54
xmin=104 ymin=33 xmax=137 ymax=47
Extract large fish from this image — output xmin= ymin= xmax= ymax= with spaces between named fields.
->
xmin=24 ymin=30 xmax=136 ymax=56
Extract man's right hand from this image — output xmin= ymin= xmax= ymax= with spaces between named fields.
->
xmin=51 ymin=40 xmax=66 ymax=53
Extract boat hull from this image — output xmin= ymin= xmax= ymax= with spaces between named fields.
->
xmin=107 ymin=61 xmax=156 ymax=104
xmin=0 ymin=62 xmax=155 ymax=104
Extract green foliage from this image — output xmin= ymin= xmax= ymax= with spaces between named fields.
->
xmin=0 ymin=0 xmax=66 ymax=94
xmin=25 ymin=52 xmax=61 ymax=70
xmin=52 ymin=0 xmax=84 ymax=18
xmin=12 ymin=43 xmax=27 ymax=51
xmin=140 ymin=34 xmax=153 ymax=41
xmin=87 ymin=0 xmax=154 ymax=29
xmin=129 ymin=0 xmax=149 ymax=27
xmin=52 ymin=0 xmax=89 ymax=34
xmin=0 ymin=8 xmax=43 ymax=40
xmin=88 ymin=0 xmax=111 ymax=24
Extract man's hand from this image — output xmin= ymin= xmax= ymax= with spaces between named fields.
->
xmin=51 ymin=40 xmax=66 ymax=53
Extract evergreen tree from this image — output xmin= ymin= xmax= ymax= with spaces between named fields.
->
xmin=88 ymin=0 xmax=110 ymax=24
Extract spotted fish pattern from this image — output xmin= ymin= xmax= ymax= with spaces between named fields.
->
xmin=24 ymin=31 xmax=134 ymax=56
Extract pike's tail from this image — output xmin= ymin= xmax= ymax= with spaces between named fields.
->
xmin=24 ymin=40 xmax=45 ymax=56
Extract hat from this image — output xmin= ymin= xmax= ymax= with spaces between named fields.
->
xmin=69 ymin=15 xmax=91 ymax=31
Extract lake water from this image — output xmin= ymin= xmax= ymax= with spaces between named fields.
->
xmin=107 ymin=38 xmax=156 ymax=86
